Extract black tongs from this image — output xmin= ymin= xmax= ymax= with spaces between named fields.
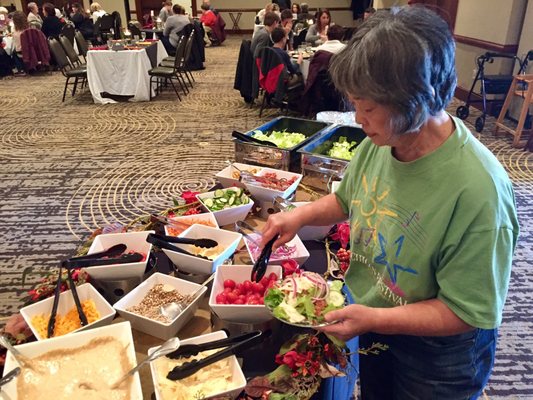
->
xmin=165 ymin=330 xmax=268 ymax=380
xmin=251 ymin=235 xmax=278 ymax=283
xmin=231 ymin=130 xmax=278 ymax=148
xmin=146 ymin=233 xmax=213 ymax=260
xmin=47 ymin=260 xmax=88 ymax=338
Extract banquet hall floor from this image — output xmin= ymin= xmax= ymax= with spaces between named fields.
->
xmin=0 ymin=35 xmax=531 ymax=398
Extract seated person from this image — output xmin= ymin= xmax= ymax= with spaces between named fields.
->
xmin=27 ymin=2 xmax=43 ymax=29
xmin=199 ymin=3 xmax=216 ymax=44
xmin=280 ymin=9 xmax=294 ymax=51
xmin=90 ymin=2 xmax=106 ymax=24
xmin=315 ymin=24 xmax=345 ymax=54
xmin=41 ymin=2 xmax=64 ymax=38
xmin=297 ymin=2 xmax=313 ymax=26
xmin=162 ymin=4 xmax=190 ymax=53
xmin=159 ymin=0 xmax=173 ymax=24
xmin=0 ymin=6 xmax=9 ymax=32
xmin=291 ymin=3 xmax=300 ymax=18
xmin=11 ymin=10 xmax=27 ymax=75
xmin=364 ymin=6 xmax=376 ymax=21
xmin=270 ymin=26 xmax=302 ymax=86
xmin=273 ymin=0 xmax=291 ymax=11
xmin=255 ymin=2 xmax=273 ymax=25
xmin=251 ymin=11 xmax=280 ymax=59
xmin=305 ymin=8 xmax=330 ymax=45
xmin=70 ymin=3 xmax=94 ymax=40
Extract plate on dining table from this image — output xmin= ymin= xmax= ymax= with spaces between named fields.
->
xmin=292 ymin=53 xmax=311 ymax=59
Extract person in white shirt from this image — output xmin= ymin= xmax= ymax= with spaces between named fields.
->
xmin=316 ymin=24 xmax=346 ymax=54
xmin=90 ymin=2 xmax=106 ymax=23
xmin=27 ymin=2 xmax=43 ymax=28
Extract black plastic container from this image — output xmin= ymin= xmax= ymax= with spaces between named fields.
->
xmin=234 ymin=116 xmax=330 ymax=172
xmin=298 ymin=125 xmax=367 ymax=191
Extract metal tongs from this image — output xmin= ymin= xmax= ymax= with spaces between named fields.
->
xmin=165 ymin=330 xmax=268 ymax=380
xmin=146 ymin=233 xmax=216 ymax=260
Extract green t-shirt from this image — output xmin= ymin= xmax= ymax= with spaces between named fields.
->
xmin=335 ymin=116 xmax=519 ymax=329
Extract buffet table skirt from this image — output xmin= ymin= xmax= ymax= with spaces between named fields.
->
xmin=87 ymin=41 xmax=167 ymax=104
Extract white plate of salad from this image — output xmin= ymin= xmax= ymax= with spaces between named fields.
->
xmin=263 ymin=271 xmax=346 ymax=328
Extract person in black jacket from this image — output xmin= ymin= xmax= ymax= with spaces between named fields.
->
xmin=41 ymin=2 xmax=64 ymax=38
xmin=70 ymin=3 xmax=94 ymax=40
xmin=273 ymin=0 xmax=291 ymax=11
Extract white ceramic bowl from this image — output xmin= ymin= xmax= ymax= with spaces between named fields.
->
xmin=243 ymin=167 xmax=302 ymax=202
xmin=2 ymin=321 xmax=143 ymax=399
xmin=149 ymin=330 xmax=246 ymax=400
xmin=209 ymin=264 xmax=283 ymax=323
xmin=215 ymin=162 xmax=263 ymax=188
xmin=292 ymin=202 xmax=334 ymax=240
xmin=113 ymin=272 xmax=207 ymax=340
xmin=330 ymin=180 xmax=341 ymax=193
xmin=244 ymin=233 xmax=309 ymax=266
xmin=84 ymin=230 xmax=154 ymax=280
xmin=163 ymin=212 xmax=219 ymax=237
xmin=196 ymin=187 xmax=254 ymax=227
xmin=162 ymin=224 xmax=243 ymax=275
xmin=20 ymin=282 xmax=116 ymax=341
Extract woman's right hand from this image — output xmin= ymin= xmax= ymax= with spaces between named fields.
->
xmin=261 ymin=210 xmax=303 ymax=250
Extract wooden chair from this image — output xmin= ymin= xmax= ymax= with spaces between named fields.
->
xmin=494 ymin=74 xmax=533 ymax=148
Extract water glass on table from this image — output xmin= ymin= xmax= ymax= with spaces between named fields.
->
xmin=141 ymin=31 xmax=147 ymax=41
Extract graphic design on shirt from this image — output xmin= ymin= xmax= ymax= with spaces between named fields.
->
xmin=387 ymin=203 xmax=427 ymax=251
xmin=351 ymin=175 xmax=397 ymax=243
xmin=373 ymin=232 xmax=418 ymax=297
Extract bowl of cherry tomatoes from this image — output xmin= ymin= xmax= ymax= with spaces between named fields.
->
xmin=209 ymin=264 xmax=282 ymax=323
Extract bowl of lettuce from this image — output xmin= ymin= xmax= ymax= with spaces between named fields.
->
xmin=264 ymin=272 xmax=345 ymax=328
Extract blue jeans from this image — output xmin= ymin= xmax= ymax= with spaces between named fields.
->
xmin=359 ymin=329 xmax=497 ymax=400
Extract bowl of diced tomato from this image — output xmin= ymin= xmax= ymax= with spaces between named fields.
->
xmin=209 ymin=264 xmax=282 ymax=323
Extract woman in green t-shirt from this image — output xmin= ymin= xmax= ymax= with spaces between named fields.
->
xmin=260 ymin=5 xmax=519 ymax=399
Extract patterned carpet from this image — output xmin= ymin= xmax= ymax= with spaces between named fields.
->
xmin=0 ymin=35 xmax=531 ymax=398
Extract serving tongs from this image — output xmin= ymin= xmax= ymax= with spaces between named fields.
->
xmin=165 ymin=330 xmax=267 ymax=380
xmin=0 ymin=366 xmax=21 ymax=388
xmin=47 ymin=260 xmax=89 ymax=339
xmin=150 ymin=214 xmax=192 ymax=231
xmin=146 ymin=233 xmax=212 ymax=260
xmin=231 ymin=130 xmax=278 ymax=148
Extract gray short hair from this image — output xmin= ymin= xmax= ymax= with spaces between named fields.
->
xmin=329 ymin=6 xmax=457 ymax=135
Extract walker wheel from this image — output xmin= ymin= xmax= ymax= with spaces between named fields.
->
xmin=475 ymin=116 xmax=485 ymax=132
xmin=456 ymin=106 xmax=469 ymax=120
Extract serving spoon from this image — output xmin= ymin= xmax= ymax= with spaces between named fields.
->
xmin=160 ymin=273 xmax=215 ymax=320
xmin=110 ymin=337 xmax=181 ymax=389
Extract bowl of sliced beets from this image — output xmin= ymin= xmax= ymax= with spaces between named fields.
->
xmin=196 ymin=187 xmax=254 ymax=227
xmin=209 ymin=264 xmax=283 ymax=323
xmin=241 ymin=167 xmax=302 ymax=202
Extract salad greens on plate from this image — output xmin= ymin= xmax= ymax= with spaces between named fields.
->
xmin=264 ymin=271 xmax=345 ymax=327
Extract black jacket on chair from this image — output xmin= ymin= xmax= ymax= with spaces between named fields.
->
xmin=234 ymin=39 xmax=254 ymax=103
xmin=184 ymin=20 xmax=206 ymax=70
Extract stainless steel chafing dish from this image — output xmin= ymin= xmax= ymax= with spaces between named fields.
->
xmin=298 ymin=125 xmax=367 ymax=191
xmin=234 ymin=117 xmax=330 ymax=172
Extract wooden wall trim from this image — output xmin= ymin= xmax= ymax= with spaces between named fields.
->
xmin=454 ymin=35 xmax=518 ymax=54
xmin=196 ymin=7 xmax=352 ymax=13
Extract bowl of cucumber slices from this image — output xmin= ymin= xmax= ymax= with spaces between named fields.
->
xmin=196 ymin=187 xmax=254 ymax=227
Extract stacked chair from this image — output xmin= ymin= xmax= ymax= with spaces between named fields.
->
xmin=48 ymin=37 xmax=87 ymax=102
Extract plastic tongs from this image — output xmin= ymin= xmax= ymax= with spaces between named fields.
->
xmin=231 ymin=130 xmax=278 ymax=148
xmin=235 ymin=221 xmax=278 ymax=283
xmin=150 ymin=214 xmax=191 ymax=231
xmin=62 ymin=243 xmax=143 ymax=269
xmin=165 ymin=330 xmax=268 ymax=380
xmin=146 ymin=233 xmax=216 ymax=260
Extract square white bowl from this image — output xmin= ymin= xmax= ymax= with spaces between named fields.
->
xmin=20 ymin=282 xmax=116 ymax=341
xmin=149 ymin=330 xmax=246 ymax=400
xmin=162 ymin=224 xmax=243 ymax=275
xmin=2 ymin=321 xmax=143 ymax=399
xmin=163 ymin=212 xmax=219 ymax=236
xmin=244 ymin=233 xmax=309 ymax=266
xmin=243 ymin=167 xmax=302 ymax=202
xmin=84 ymin=230 xmax=154 ymax=280
xmin=196 ymin=187 xmax=254 ymax=227
xmin=209 ymin=264 xmax=283 ymax=323
xmin=330 ymin=180 xmax=341 ymax=193
xmin=292 ymin=202 xmax=334 ymax=240
xmin=215 ymin=162 xmax=263 ymax=188
xmin=113 ymin=272 xmax=207 ymax=340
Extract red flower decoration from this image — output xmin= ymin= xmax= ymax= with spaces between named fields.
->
xmin=330 ymin=222 xmax=350 ymax=249
xmin=181 ymin=191 xmax=200 ymax=204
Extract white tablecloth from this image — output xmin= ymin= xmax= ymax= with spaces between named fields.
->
xmin=86 ymin=41 xmax=167 ymax=104
xmin=2 ymin=36 xmax=13 ymax=56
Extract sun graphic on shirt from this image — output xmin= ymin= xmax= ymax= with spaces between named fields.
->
xmin=351 ymin=174 xmax=397 ymax=243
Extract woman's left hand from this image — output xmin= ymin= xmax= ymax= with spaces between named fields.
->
xmin=317 ymin=304 xmax=378 ymax=342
